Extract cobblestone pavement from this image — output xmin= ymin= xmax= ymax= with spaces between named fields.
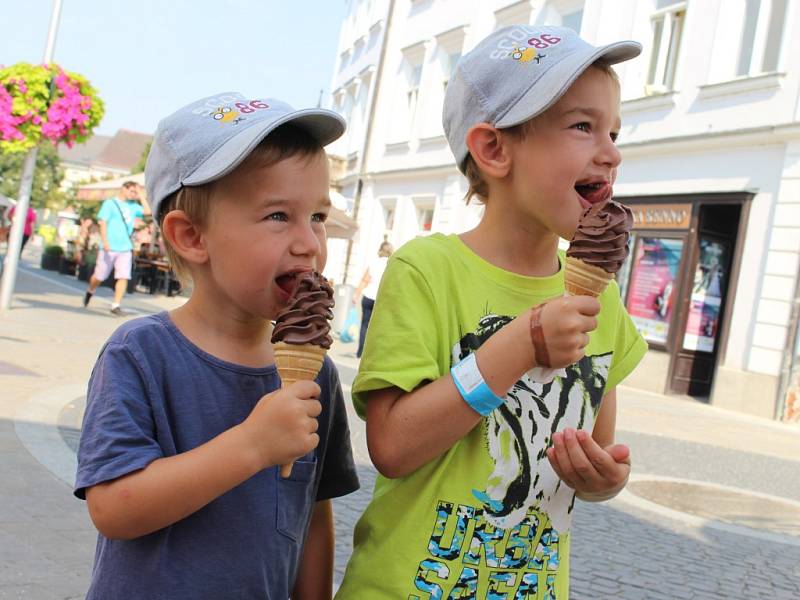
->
xmin=329 ymin=365 xmax=800 ymax=598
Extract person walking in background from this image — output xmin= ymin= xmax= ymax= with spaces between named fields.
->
xmin=7 ymin=204 xmax=37 ymax=251
xmin=352 ymin=241 xmax=393 ymax=358
xmin=82 ymin=181 xmax=144 ymax=316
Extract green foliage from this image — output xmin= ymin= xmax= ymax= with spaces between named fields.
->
xmin=76 ymin=201 xmax=100 ymax=221
xmin=43 ymin=243 xmax=64 ymax=256
xmin=132 ymin=140 xmax=151 ymax=174
xmin=0 ymin=144 xmax=66 ymax=209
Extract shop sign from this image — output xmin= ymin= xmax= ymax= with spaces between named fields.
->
xmin=630 ymin=203 xmax=692 ymax=230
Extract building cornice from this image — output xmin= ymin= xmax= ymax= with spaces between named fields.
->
xmin=619 ymin=122 xmax=800 ymax=158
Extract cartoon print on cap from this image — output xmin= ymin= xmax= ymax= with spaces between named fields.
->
xmin=211 ymin=106 xmax=241 ymax=123
xmin=510 ymin=46 xmax=543 ymax=63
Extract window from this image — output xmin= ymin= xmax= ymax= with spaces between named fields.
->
xmin=561 ymin=8 xmax=583 ymax=33
xmin=737 ymin=0 xmax=788 ymax=76
xmin=380 ymin=199 xmax=396 ymax=232
xmin=646 ymin=2 xmax=685 ymax=93
xmin=395 ymin=42 xmax=427 ymax=140
xmin=414 ymin=198 xmax=436 ymax=232
xmin=443 ymin=51 xmax=461 ymax=91
xmin=407 ymin=64 xmax=422 ymax=126
xmin=436 ymin=25 xmax=467 ymax=94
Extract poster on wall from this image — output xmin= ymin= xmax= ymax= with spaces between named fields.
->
xmin=625 ymin=237 xmax=685 ymax=345
xmin=682 ymin=238 xmax=728 ymax=353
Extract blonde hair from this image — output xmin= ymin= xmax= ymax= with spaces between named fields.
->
xmin=159 ymin=124 xmax=324 ymax=285
xmin=463 ymin=61 xmax=620 ymax=205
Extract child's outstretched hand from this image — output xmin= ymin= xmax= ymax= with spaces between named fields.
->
xmin=546 ymin=427 xmax=630 ymax=501
xmin=536 ymin=296 xmax=601 ymax=368
xmin=241 ymin=381 xmax=322 ymax=470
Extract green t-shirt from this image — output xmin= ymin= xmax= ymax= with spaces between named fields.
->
xmin=336 ymin=234 xmax=647 ymax=599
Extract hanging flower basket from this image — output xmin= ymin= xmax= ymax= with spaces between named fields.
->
xmin=0 ymin=63 xmax=104 ymax=154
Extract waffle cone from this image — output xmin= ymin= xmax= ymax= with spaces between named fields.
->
xmin=564 ymin=256 xmax=613 ymax=297
xmin=273 ymin=342 xmax=327 ymax=386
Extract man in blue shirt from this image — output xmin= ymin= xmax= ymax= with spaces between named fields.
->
xmin=82 ymin=181 xmax=145 ymax=316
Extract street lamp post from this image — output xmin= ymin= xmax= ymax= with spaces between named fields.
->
xmin=0 ymin=0 xmax=63 ymax=311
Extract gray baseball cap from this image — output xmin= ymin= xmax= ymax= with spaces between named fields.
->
xmin=145 ymin=92 xmax=346 ymax=220
xmin=443 ymin=25 xmax=641 ymax=173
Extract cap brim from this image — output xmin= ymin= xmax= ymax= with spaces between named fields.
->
xmin=496 ymin=40 xmax=641 ymax=128
xmin=184 ymin=108 xmax=346 ymax=186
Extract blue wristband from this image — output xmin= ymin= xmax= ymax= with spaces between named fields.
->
xmin=450 ymin=353 xmax=505 ymax=416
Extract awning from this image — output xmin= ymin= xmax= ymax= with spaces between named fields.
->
xmin=326 ymin=205 xmax=358 ymax=239
xmin=75 ymin=173 xmax=358 ymax=239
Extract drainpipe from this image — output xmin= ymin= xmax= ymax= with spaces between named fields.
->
xmin=342 ymin=0 xmax=396 ymax=284
xmin=775 ymin=260 xmax=800 ymax=420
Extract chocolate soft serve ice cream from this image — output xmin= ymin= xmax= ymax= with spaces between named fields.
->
xmin=271 ymin=271 xmax=334 ymax=349
xmin=564 ymin=200 xmax=633 ymax=297
xmin=271 ymin=271 xmax=334 ymax=477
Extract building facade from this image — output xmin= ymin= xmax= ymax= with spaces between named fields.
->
xmin=328 ymin=0 xmax=800 ymax=421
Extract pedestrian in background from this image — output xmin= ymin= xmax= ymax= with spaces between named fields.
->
xmin=7 ymin=204 xmax=37 ymax=251
xmin=81 ymin=181 xmax=144 ymax=315
xmin=352 ymin=240 xmax=393 ymax=358
xmin=74 ymin=93 xmax=358 ymax=600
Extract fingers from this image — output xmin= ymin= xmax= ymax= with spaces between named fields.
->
xmin=547 ymin=428 xmax=630 ymax=494
xmin=286 ymin=380 xmax=321 ymax=399
xmin=571 ymin=296 xmax=602 ymax=317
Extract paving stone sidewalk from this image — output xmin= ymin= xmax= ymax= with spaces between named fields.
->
xmin=3 ymin=255 xmax=800 ymax=599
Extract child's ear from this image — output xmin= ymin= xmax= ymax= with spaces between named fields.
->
xmin=466 ymin=124 xmax=512 ymax=178
xmin=161 ymin=210 xmax=208 ymax=265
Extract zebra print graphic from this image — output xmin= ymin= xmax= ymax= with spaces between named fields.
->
xmin=453 ymin=314 xmax=612 ymax=533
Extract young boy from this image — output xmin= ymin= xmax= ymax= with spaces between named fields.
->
xmin=336 ymin=26 xmax=647 ymax=598
xmin=75 ymin=93 xmax=359 ymax=599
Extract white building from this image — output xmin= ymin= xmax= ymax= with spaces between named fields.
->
xmin=328 ymin=0 xmax=800 ymax=421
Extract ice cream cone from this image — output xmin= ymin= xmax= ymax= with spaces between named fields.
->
xmin=273 ymin=342 xmax=327 ymax=386
xmin=273 ymin=342 xmax=327 ymax=478
xmin=564 ymin=256 xmax=613 ymax=297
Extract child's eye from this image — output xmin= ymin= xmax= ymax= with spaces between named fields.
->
xmin=311 ymin=212 xmax=328 ymax=223
xmin=265 ymin=212 xmax=288 ymax=222
xmin=610 ymin=131 xmax=619 ymax=143
xmin=572 ymin=122 xmax=591 ymax=133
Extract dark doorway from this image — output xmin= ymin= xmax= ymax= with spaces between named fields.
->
xmin=668 ymin=204 xmax=741 ymax=397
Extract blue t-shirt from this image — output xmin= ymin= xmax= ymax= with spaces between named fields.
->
xmin=96 ymin=197 xmax=144 ymax=252
xmin=75 ymin=312 xmax=359 ymax=600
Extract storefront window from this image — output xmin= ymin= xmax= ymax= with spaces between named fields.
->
xmin=625 ymin=236 xmax=685 ymax=345
xmin=682 ymin=237 xmax=728 ymax=353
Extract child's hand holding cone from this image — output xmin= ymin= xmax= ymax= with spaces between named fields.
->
xmin=271 ymin=271 xmax=334 ymax=477
xmin=529 ymin=200 xmax=633 ymax=373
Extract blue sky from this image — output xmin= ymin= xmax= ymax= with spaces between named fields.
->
xmin=1 ymin=0 xmax=347 ymax=136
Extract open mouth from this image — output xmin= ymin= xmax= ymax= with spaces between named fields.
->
xmin=275 ymin=271 xmax=304 ymax=299
xmin=575 ymin=181 xmax=612 ymax=208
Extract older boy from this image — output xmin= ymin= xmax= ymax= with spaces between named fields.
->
xmin=337 ymin=27 xmax=647 ymax=598
xmin=76 ymin=94 xmax=359 ymax=599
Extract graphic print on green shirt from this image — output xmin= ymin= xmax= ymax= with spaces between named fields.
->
xmin=454 ymin=312 xmax=612 ymax=533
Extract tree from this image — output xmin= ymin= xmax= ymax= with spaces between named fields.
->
xmin=0 ymin=143 xmax=66 ymax=209
xmin=132 ymin=140 xmax=151 ymax=174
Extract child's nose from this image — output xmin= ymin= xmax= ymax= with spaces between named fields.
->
xmin=596 ymin=137 xmax=622 ymax=169
xmin=290 ymin=223 xmax=322 ymax=257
